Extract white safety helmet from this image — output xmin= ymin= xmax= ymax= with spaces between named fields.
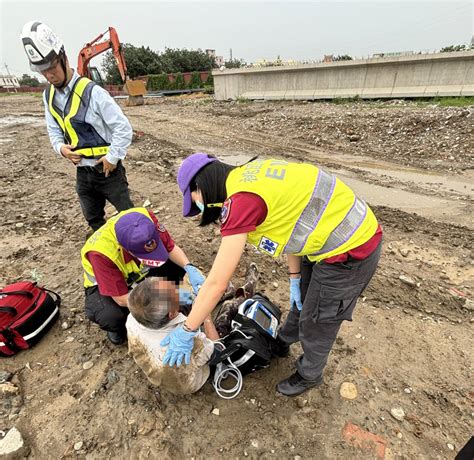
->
xmin=21 ymin=21 xmax=65 ymax=72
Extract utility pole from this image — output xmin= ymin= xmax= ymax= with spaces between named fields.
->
xmin=4 ymin=63 xmax=18 ymax=93
xmin=230 ymin=48 xmax=233 ymax=61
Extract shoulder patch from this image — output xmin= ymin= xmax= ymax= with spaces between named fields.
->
xmin=220 ymin=198 xmax=232 ymax=224
xmin=158 ymin=224 xmax=166 ymax=233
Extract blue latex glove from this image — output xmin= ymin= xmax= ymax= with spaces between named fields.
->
xmin=160 ymin=324 xmax=197 ymax=367
xmin=290 ymin=277 xmax=303 ymax=311
xmin=184 ymin=264 xmax=206 ymax=295
xmin=179 ymin=288 xmax=194 ymax=306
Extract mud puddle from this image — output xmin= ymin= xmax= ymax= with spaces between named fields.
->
xmin=0 ymin=115 xmax=44 ymax=127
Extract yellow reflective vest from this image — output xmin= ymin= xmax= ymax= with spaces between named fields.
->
xmin=225 ymin=159 xmax=378 ymax=262
xmin=46 ymin=77 xmax=110 ymax=158
xmin=81 ymin=208 xmax=152 ymax=289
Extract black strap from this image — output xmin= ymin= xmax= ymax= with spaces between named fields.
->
xmin=0 ymin=290 xmax=34 ymax=298
xmin=0 ymin=306 xmax=16 ymax=316
xmin=43 ymin=288 xmax=61 ymax=307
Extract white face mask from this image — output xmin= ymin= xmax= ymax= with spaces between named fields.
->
xmin=195 ymin=201 xmax=205 ymax=213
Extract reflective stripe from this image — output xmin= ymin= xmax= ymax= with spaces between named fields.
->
xmin=75 ymin=146 xmax=110 ymax=158
xmin=312 ymin=197 xmax=368 ymax=256
xmin=63 ymin=78 xmax=90 ymax=146
xmin=85 ymin=271 xmax=97 ymax=285
xmin=283 ymin=169 xmax=335 ymax=254
xmin=48 ymin=86 xmax=65 ymax=132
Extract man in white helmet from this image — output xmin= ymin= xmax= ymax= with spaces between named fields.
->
xmin=21 ymin=21 xmax=134 ymax=232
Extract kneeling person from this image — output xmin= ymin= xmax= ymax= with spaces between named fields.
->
xmin=81 ymin=207 xmax=205 ymax=345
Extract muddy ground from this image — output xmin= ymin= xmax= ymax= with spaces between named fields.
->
xmin=0 ymin=94 xmax=472 ymax=459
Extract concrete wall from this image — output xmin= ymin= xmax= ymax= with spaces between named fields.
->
xmin=212 ymin=51 xmax=474 ymax=100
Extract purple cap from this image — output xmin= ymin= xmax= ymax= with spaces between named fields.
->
xmin=115 ymin=212 xmax=169 ymax=267
xmin=177 ymin=153 xmax=217 ymax=217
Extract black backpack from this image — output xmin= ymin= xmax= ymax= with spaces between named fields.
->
xmin=209 ymin=294 xmax=282 ymax=398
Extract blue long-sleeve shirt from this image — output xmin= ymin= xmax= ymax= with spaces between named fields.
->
xmin=43 ymin=71 xmax=133 ymax=167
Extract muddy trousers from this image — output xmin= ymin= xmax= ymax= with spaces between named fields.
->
xmin=278 ymin=242 xmax=382 ymax=381
xmin=76 ymin=162 xmax=134 ymax=232
xmin=84 ymin=261 xmax=185 ymax=335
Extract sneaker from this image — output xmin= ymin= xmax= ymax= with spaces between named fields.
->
xmin=276 ymin=371 xmax=323 ymax=397
xmin=107 ymin=330 xmax=127 ymax=346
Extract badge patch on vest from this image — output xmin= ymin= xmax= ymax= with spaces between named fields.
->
xmin=220 ymin=199 xmax=232 ymax=224
xmin=158 ymin=224 xmax=166 ymax=233
xmin=258 ymin=236 xmax=279 ymax=255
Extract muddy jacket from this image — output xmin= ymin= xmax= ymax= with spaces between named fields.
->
xmin=225 ymin=159 xmax=378 ymax=262
xmin=45 ymin=76 xmax=110 ymax=159
xmin=126 ymin=312 xmax=214 ymax=395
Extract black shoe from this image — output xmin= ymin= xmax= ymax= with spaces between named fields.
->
xmin=107 ymin=330 xmax=127 ymax=346
xmin=276 ymin=371 xmax=323 ymax=397
xmin=272 ymin=335 xmax=290 ymax=358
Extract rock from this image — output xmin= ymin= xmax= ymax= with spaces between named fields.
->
xmin=250 ymin=439 xmax=259 ymax=448
xmin=106 ymin=370 xmax=119 ymax=386
xmin=272 ymin=282 xmax=279 ymax=288
xmin=64 ymin=336 xmax=75 ymax=343
xmin=399 ymin=248 xmax=410 ymax=257
xmin=349 ymin=134 xmax=360 ymax=142
xmin=340 ymin=382 xmax=358 ymax=400
xmin=403 ymin=388 xmax=412 ymax=394
xmin=0 ymin=427 xmax=30 ymax=458
xmin=390 ymin=407 xmax=405 ymax=421
xmin=15 ymin=222 xmax=24 ymax=228
xmin=0 ymin=382 xmax=19 ymax=395
xmin=61 ymin=321 xmax=70 ymax=330
xmin=211 ymin=408 xmax=220 ymax=416
xmin=143 ymin=199 xmax=152 ymax=207
xmin=0 ymin=371 xmax=13 ymax=383
xmin=399 ymin=275 xmax=416 ymax=287
xmin=74 ymin=441 xmax=83 ymax=451
xmin=447 ymin=443 xmax=454 ymax=451
xmin=355 ymin=333 xmax=362 ymax=339
xmin=82 ymin=361 xmax=94 ymax=370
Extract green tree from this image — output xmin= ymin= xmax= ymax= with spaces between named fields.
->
xmin=102 ymin=44 xmax=162 ymax=84
xmin=159 ymin=47 xmax=215 ymax=73
xmin=19 ymin=73 xmax=41 ymax=87
xmin=224 ymin=58 xmax=246 ymax=69
xmin=440 ymin=44 xmax=468 ymax=52
xmin=334 ymin=55 xmax=353 ymax=61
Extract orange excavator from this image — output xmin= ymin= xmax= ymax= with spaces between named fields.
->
xmin=77 ymin=27 xmax=146 ymax=105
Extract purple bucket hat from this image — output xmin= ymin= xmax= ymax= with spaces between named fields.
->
xmin=177 ymin=153 xmax=217 ymax=217
xmin=115 ymin=212 xmax=169 ymax=267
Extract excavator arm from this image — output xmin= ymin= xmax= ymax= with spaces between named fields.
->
xmin=77 ymin=26 xmax=146 ymax=103
xmin=77 ymin=27 xmax=127 ymax=82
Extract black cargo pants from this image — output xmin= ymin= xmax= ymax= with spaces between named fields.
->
xmin=278 ymin=242 xmax=382 ymax=381
xmin=84 ymin=261 xmax=186 ymax=335
xmin=76 ymin=161 xmax=134 ymax=231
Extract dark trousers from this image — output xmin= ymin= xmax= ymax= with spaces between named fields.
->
xmin=76 ymin=162 xmax=134 ymax=231
xmin=84 ymin=261 xmax=186 ymax=334
xmin=279 ymin=242 xmax=382 ymax=381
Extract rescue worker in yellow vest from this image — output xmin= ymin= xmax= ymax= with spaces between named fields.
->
xmin=21 ymin=21 xmax=134 ymax=231
xmin=81 ymin=207 xmax=206 ymax=345
xmin=160 ymin=153 xmax=382 ymax=396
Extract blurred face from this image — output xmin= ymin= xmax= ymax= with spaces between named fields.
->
xmin=153 ymin=278 xmax=180 ymax=319
xmin=191 ymin=189 xmax=203 ymax=204
xmin=40 ymin=58 xmax=66 ymax=88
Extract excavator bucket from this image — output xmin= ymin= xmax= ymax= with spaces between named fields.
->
xmin=124 ymin=79 xmax=147 ymax=106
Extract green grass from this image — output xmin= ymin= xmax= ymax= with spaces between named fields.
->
xmin=236 ymin=96 xmax=252 ymax=103
xmin=414 ymin=96 xmax=474 ymax=107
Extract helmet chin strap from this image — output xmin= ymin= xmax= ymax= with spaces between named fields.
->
xmin=56 ymin=51 xmax=69 ymax=89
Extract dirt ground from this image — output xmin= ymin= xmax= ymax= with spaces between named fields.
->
xmin=0 ymin=94 xmax=472 ymax=459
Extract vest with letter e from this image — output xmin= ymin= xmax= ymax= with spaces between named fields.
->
xmin=81 ymin=208 xmax=153 ymax=289
xmin=225 ymin=159 xmax=378 ymax=262
xmin=46 ymin=77 xmax=110 ymax=158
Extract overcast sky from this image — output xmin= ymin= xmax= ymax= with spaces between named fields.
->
xmin=1 ymin=0 xmax=472 ymax=77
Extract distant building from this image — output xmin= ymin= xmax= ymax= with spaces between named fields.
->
xmin=372 ymin=51 xmax=414 ymax=58
xmin=206 ymin=49 xmax=224 ymax=67
xmin=0 ymin=75 xmax=20 ymax=88
xmin=323 ymin=55 xmax=334 ymax=62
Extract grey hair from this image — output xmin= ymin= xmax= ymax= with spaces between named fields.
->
xmin=128 ymin=277 xmax=176 ymax=329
